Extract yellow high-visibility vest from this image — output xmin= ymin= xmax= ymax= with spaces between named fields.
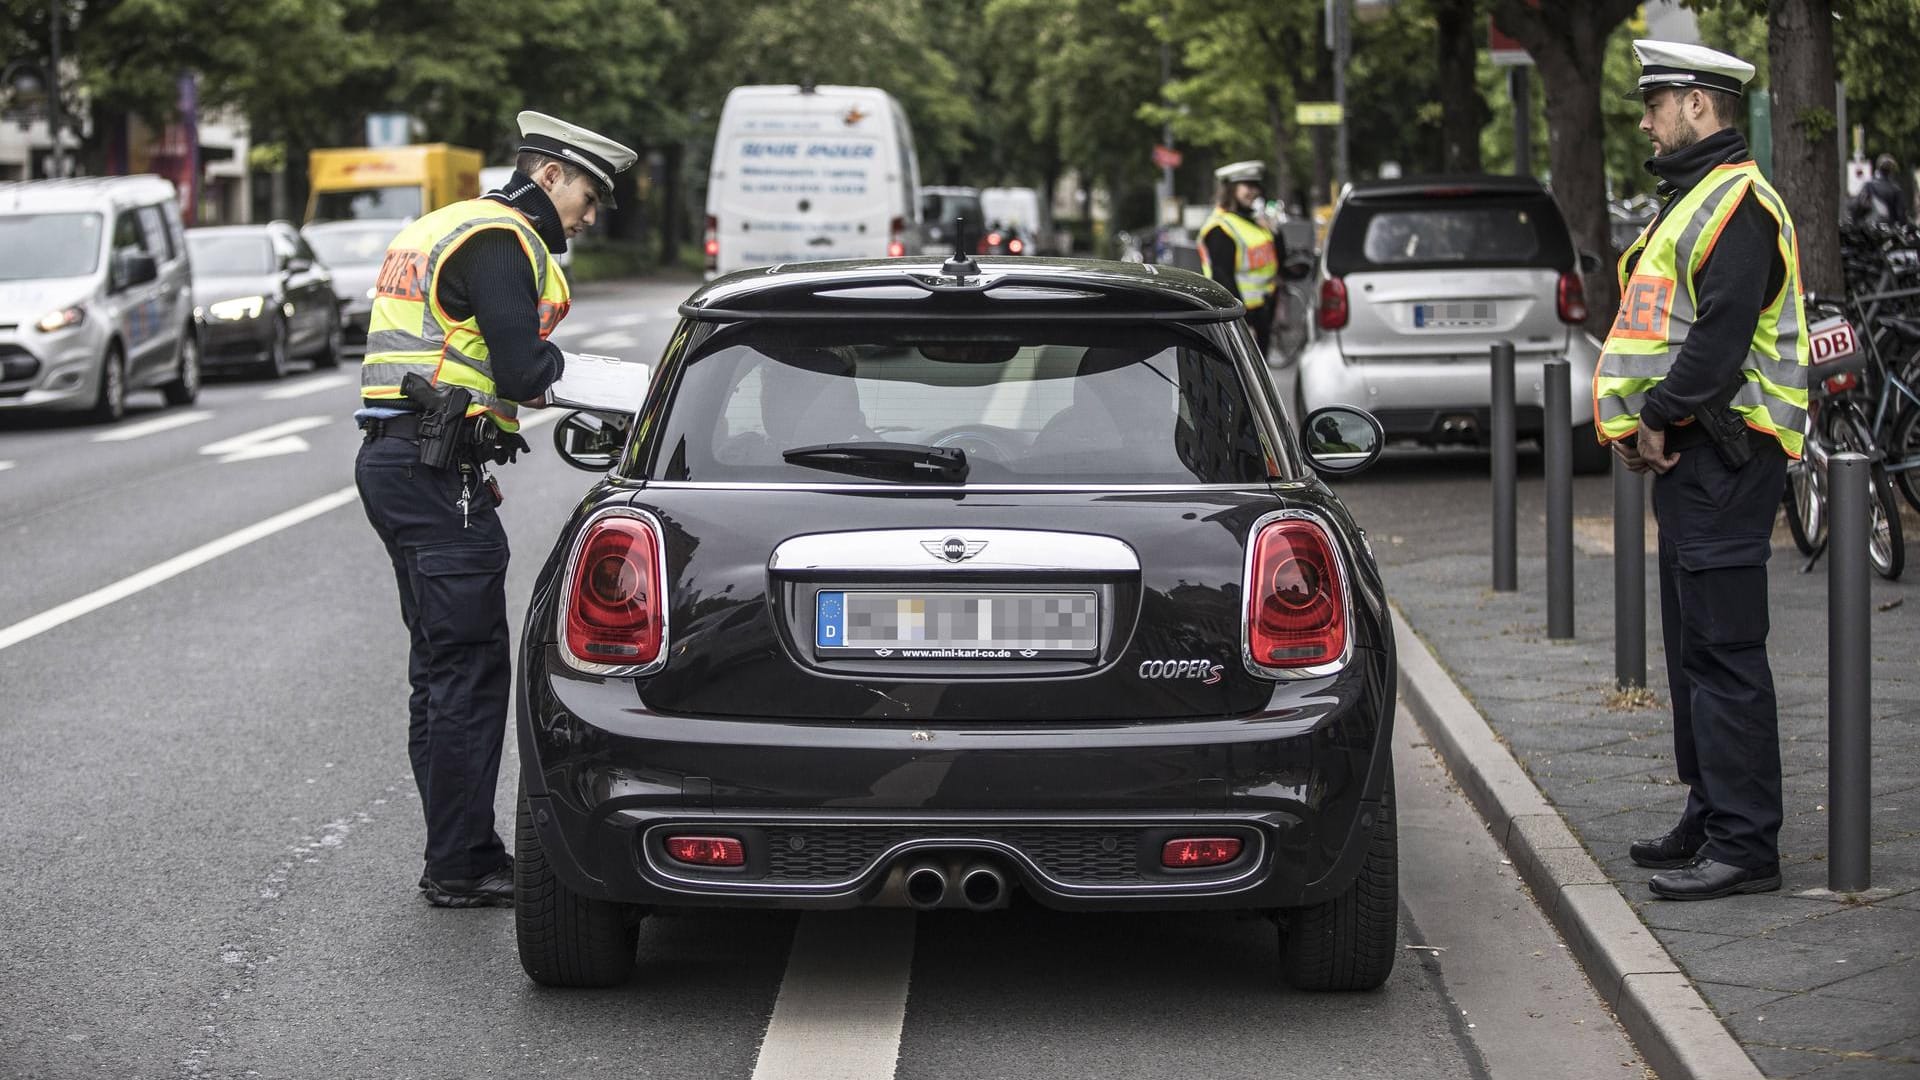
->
xmin=1198 ymin=209 xmax=1278 ymax=311
xmin=1593 ymin=161 xmax=1808 ymax=457
xmin=360 ymin=198 xmax=570 ymax=433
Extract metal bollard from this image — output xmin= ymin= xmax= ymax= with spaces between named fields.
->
xmin=1828 ymin=452 xmax=1873 ymax=892
xmin=1613 ymin=457 xmax=1647 ymax=688
xmin=1544 ymin=359 xmax=1574 ymax=639
xmin=1491 ymin=341 xmax=1517 ymax=592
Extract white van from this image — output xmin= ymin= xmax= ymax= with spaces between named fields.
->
xmin=980 ymin=186 xmax=1050 ymax=253
xmin=704 ymin=84 xmax=921 ymax=278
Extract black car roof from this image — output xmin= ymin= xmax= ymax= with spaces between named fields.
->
xmin=1343 ymin=174 xmax=1551 ymax=201
xmin=678 ymin=257 xmax=1244 ymax=323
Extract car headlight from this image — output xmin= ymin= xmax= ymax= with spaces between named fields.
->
xmin=207 ymin=295 xmax=267 ymax=321
xmin=35 ymin=306 xmax=85 ymax=333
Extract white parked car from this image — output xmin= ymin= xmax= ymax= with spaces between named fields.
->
xmin=1294 ymin=175 xmax=1610 ymax=473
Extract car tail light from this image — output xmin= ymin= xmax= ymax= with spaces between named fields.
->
xmin=1246 ymin=518 xmax=1347 ymax=670
xmin=563 ymin=514 xmax=664 ymax=670
xmin=703 ymin=214 xmax=719 ymax=270
xmin=1162 ymin=838 xmax=1243 ymax=868
xmin=1557 ymin=271 xmax=1588 ymax=324
xmin=665 ymin=836 xmax=745 ymax=867
xmin=887 ymin=215 xmax=906 ymax=258
xmin=1007 ymin=237 xmax=1024 ymax=255
xmin=1317 ymin=276 xmax=1349 ymax=331
xmin=987 ymin=231 xmax=1003 ymax=249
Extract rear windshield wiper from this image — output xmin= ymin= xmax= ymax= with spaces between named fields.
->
xmin=782 ymin=441 xmax=970 ymax=483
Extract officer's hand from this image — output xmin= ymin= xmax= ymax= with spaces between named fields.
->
xmin=1637 ymin=426 xmax=1680 ymax=474
xmin=523 ymin=395 xmax=550 ymax=409
xmin=1611 ymin=438 xmax=1652 ymax=474
xmin=496 ymin=431 xmax=532 ymax=465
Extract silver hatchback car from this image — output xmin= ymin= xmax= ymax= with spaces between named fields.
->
xmin=1294 ymin=176 xmax=1610 ymax=473
xmin=0 ymin=175 xmax=199 ymax=422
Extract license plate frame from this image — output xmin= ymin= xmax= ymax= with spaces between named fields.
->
xmin=1413 ymin=301 xmax=1496 ymax=329
xmin=814 ymin=590 xmax=1100 ymax=660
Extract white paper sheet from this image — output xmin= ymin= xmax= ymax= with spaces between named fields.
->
xmin=545 ymin=352 xmax=651 ymax=414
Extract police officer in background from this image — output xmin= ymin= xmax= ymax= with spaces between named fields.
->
xmin=1200 ymin=161 xmax=1284 ymax=357
xmin=1596 ymin=42 xmax=1809 ymax=901
xmin=355 ymin=111 xmax=636 ymax=908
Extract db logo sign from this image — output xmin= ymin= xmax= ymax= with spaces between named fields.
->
xmin=1809 ymin=317 xmax=1859 ymax=365
xmin=1139 ymin=659 xmax=1225 ymax=685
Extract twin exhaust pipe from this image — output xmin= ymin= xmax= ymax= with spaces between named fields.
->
xmin=904 ymin=860 xmax=1007 ymax=911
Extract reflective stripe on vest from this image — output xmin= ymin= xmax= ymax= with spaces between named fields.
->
xmin=1197 ymin=209 xmax=1277 ymax=311
xmin=1592 ymin=161 xmax=1808 ymax=457
xmin=360 ymin=199 xmax=570 ymax=432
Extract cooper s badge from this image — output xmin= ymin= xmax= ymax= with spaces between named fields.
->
xmin=1139 ymin=659 xmax=1225 ymax=685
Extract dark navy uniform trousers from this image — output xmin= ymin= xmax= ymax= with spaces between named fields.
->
xmin=1650 ymin=436 xmax=1788 ymax=870
xmin=355 ymin=431 xmax=511 ymax=882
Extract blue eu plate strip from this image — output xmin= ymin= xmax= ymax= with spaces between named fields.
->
xmin=815 ymin=591 xmax=846 ymax=649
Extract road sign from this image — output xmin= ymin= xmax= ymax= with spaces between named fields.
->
xmin=1296 ymin=102 xmax=1344 ymax=126
xmin=365 ymin=112 xmax=413 ymax=149
xmin=1152 ymin=144 xmax=1182 ymax=170
xmin=1489 ymin=12 xmax=1534 ymax=66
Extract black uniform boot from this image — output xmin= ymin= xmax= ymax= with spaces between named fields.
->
xmin=1629 ymin=828 xmax=1706 ymax=870
xmin=1648 ymin=856 xmax=1781 ymax=901
xmin=423 ymin=865 xmax=514 ymax=908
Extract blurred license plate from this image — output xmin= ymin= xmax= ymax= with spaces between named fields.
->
xmin=815 ymin=591 xmax=1098 ymax=659
xmin=1413 ymin=302 xmax=1495 ymax=328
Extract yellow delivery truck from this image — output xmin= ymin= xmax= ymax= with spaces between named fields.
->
xmin=305 ymin=144 xmax=483 ymax=223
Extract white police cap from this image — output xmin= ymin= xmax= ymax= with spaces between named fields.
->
xmin=1214 ymin=160 xmax=1266 ymax=185
xmin=1627 ymin=39 xmax=1755 ymax=99
xmin=516 ymin=110 xmax=638 ymax=207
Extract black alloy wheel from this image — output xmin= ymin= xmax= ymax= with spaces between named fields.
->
xmin=262 ymin=315 xmax=292 ymax=379
xmin=312 ymin=309 xmax=343 ymax=370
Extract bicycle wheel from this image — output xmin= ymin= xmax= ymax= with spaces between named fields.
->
xmin=1784 ymin=458 xmax=1825 ymax=554
xmin=1891 ymin=401 xmax=1920 ymax=514
xmin=1834 ymin=406 xmax=1906 ymax=580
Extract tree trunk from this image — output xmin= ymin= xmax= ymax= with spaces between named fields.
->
xmin=1769 ymin=0 xmax=1842 ymax=296
xmin=1433 ymin=0 xmax=1487 ymax=174
xmin=659 ymin=141 xmax=684 ymax=267
xmin=1263 ymin=84 xmax=1294 ymax=212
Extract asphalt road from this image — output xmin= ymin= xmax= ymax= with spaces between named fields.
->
xmin=1 ymin=275 xmax=1642 ymax=1080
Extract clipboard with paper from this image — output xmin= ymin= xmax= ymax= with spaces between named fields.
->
xmin=545 ymin=352 xmax=652 ymax=415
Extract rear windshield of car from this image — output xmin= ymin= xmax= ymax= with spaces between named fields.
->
xmin=0 ymin=212 xmax=102 ymax=279
xmin=187 ymin=232 xmax=275 ymax=275
xmin=922 ymin=193 xmax=983 ymax=226
xmin=1326 ymin=193 xmax=1573 ymax=276
xmin=645 ymin=323 xmax=1277 ymax=485
xmin=311 ymin=186 xmax=423 ymax=222
xmin=304 ymin=223 xmax=400 ymax=266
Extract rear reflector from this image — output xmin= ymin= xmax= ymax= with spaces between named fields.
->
xmin=1247 ymin=518 xmax=1347 ymax=669
xmin=665 ymin=836 xmax=745 ymax=867
xmin=1162 ymin=838 xmax=1243 ymax=868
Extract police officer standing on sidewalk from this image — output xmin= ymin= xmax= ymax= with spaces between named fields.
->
xmin=1596 ymin=42 xmax=1809 ymax=901
xmin=356 ymin=111 xmax=636 ymax=908
xmin=1200 ymin=161 xmax=1284 ymax=357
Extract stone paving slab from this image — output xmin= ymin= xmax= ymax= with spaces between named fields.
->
xmin=1390 ymin=547 xmax=1920 ymax=1078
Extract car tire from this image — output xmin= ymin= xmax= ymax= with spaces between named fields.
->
xmin=162 ymin=327 xmax=202 ymax=406
xmin=1278 ymin=774 xmax=1397 ymax=992
xmin=514 ymin=782 xmax=644 ymax=988
xmin=1570 ymin=424 xmax=1612 ymax=475
xmin=261 ymin=317 xmax=292 ymax=379
xmin=312 ymin=310 xmax=343 ymax=370
xmin=88 ymin=343 xmax=128 ymax=424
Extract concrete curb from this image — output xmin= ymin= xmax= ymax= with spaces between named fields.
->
xmin=1391 ymin=604 xmax=1763 ymax=1080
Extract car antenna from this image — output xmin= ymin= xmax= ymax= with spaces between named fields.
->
xmin=942 ymin=216 xmax=980 ymax=278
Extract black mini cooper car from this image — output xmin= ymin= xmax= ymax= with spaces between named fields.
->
xmin=517 ymin=255 xmax=1396 ymax=991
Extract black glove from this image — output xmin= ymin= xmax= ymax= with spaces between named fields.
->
xmin=491 ymin=430 xmax=532 ymax=465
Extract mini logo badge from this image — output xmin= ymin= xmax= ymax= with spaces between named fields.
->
xmin=921 ymin=536 xmax=988 ymax=563
xmin=1139 ymin=659 xmax=1225 ymax=685
xmin=875 ymin=648 xmax=894 ymax=657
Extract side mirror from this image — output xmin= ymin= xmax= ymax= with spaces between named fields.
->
xmin=552 ymin=409 xmax=628 ymax=472
xmin=1281 ymin=254 xmax=1316 ymax=282
xmin=1301 ymin=405 xmax=1384 ymax=477
xmin=114 ymin=251 xmax=158 ymax=290
xmin=1578 ymin=250 xmax=1604 ymax=276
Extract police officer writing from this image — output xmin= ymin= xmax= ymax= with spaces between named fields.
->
xmin=355 ymin=111 xmax=637 ymax=908
xmin=1200 ymin=161 xmax=1284 ymax=357
xmin=1596 ymin=42 xmax=1809 ymax=901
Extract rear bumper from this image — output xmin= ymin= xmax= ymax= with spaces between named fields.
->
xmin=1297 ymin=333 xmax=1601 ymax=438
xmin=197 ymin=319 xmax=274 ymax=366
xmin=517 ymin=644 xmax=1394 ymax=912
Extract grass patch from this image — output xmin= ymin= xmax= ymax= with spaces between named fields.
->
xmin=1603 ymin=685 xmax=1661 ymax=712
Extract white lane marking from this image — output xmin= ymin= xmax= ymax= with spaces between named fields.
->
xmin=750 ymin=912 xmax=916 ymax=1080
xmin=0 ymin=460 xmax=14 ymax=473
xmin=200 ymin=416 xmax=332 ymax=463
xmin=581 ymin=331 xmax=640 ymax=350
xmin=607 ymin=313 xmax=649 ymax=327
xmin=0 ymin=485 xmax=359 ymax=653
xmin=91 ymin=411 xmax=215 ymax=443
xmin=262 ymin=373 xmax=352 ymax=400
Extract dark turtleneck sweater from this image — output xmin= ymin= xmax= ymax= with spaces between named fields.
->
xmin=1629 ymin=127 xmax=1787 ymax=435
xmin=368 ymin=171 xmax=568 ymax=407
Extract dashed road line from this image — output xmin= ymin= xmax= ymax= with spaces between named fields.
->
xmin=581 ymin=331 xmax=640 ymax=350
xmin=0 ymin=485 xmax=358 ymax=653
xmin=0 ymin=461 xmax=13 ymax=473
xmin=750 ymin=912 xmax=916 ymax=1080
xmin=607 ymin=312 xmax=650 ymax=327
xmin=262 ymin=373 xmax=353 ymax=400
xmin=91 ymin=410 xmax=215 ymax=442
xmin=200 ymin=416 xmax=333 ymax=463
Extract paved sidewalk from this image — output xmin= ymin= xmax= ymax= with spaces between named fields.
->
xmin=1390 ymin=535 xmax=1920 ymax=1079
